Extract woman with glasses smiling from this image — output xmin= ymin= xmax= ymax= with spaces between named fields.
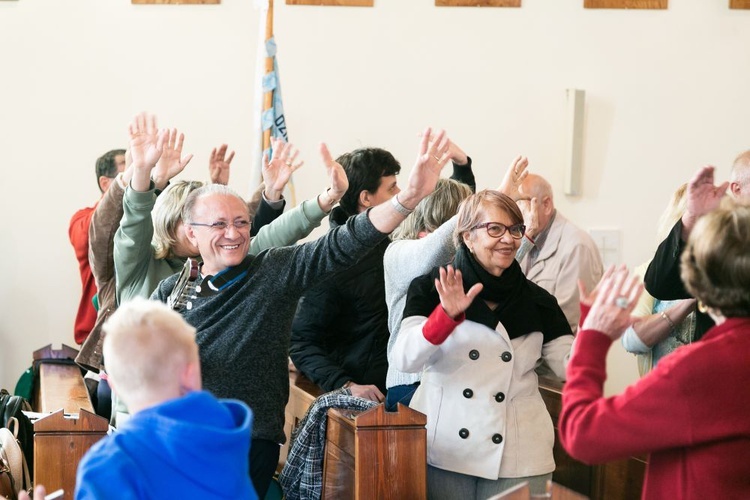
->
xmin=391 ymin=190 xmax=573 ymax=499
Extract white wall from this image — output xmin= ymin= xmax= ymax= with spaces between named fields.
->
xmin=1 ymin=0 xmax=748 ymax=395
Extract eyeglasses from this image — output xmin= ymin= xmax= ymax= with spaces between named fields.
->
xmin=471 ymin=222 xmax=526 ymax=239
xmin=189 ymin=220 xmax=251 ymax=232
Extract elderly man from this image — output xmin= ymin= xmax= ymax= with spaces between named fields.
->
xmin=643 ymin=153 xmax=749 ymax=339
xmin=151 ymin=128 xmax=452 ymax=497
xmin=518 ymin=173 xmax=603 ymax=333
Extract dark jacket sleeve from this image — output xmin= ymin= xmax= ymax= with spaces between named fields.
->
xmin=449 ymin=157 xmax=476 ymax=193
xmin=644 ymin=221 xmax=689 ymax=300
xmin=251 ymin=197 xmax=286 ymax=237
xmin=290 ymin=284 xmax=349 ymax=391
xmin=644 ymin=220 xmax=714 ymax=340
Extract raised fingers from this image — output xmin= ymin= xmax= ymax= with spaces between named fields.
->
xmin=319 ymin=143 xmax=335 ymax=167
xmin=418 ymin=127 xmax=433 ymax=156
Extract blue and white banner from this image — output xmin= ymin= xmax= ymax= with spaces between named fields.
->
xmin=251 ymin=0 xmax=294 ymax=203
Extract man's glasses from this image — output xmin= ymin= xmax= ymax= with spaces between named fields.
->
xmin=189 ymin=220 xmax=251 ymax=232
xmin=471 ymin=222 xmax=526 ymax=240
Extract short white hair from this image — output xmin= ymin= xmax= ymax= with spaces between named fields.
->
xmin=102 ymin=298 xmax=198 ymax=408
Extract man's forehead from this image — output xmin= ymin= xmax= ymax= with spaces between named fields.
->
xmin=381 ymin=175 xmax=398 ymax=186
xmin=195 ymin=193 xmax=249 ymax=216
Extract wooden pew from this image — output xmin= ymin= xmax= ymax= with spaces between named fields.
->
xmin=322 ymin=404 xmax=427 ymax=499
xmin=31 ymin=345 xmax=108 ymax=500
xmin=283 ymin=373 xmax=427 ymax=499
xmin=285 ymin=371 xmax=647 ymax=499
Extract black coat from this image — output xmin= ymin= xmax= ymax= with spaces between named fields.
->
xmin=289 ymin=159 xmax=476 ymax=392
xmin=290 ymin=207 xmax=390 ymax=393
xmin=644 ymin=220 xmax=712 ymax=340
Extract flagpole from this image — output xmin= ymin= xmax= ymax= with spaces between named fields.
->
xmin=262 ymin=0 xmax=274 ymax=153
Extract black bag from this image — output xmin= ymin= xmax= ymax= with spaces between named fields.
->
xmin=0 ymin=390 xmax=33 ymax=482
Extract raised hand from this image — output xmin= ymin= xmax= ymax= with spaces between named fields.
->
xmin=581 ymin=267 xmax=643 ymax=341
xmin=423 ymin=131 xmax=468 ymax=166
xmin=578 ymin=264 xmax=619 ymax=309
xmin=209 ymin=144 xmax=235 ymax=185
xmin=399 ymin=128 xmax=452 ymax=209
xmin=435 ymin=265 xmax=483 ymax=319
xmin=517 ymin=196 xmax=539 ymax=240
xmin=128 ymin=113 xmax=168 ymax=192
xmin=681 ymin=165 xmax=729 ymax=237
xmin=262 ymin=137 xmax=304 ymax=201
xmin=318 ymin=143 xmax=349 ymax=210
xmin=499 ymin=156 xmax=531 ymax=201
xmin=152 ymin=128 xmax=194 ymax=190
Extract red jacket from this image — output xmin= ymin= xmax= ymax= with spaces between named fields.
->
xmin=560 ymin=312 xmax=750 ymax=499
xmin=69 ymin=205 xmax=97 ymax=344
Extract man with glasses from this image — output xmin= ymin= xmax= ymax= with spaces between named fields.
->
xmin=152 ymin=131 xmax=453 ymax=498
xmin=518 ymin=173 xmax=603 ymax=333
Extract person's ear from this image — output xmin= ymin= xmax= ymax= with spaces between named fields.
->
xmin=462 ymin=232 xmax=473 ymax=253
xmin=105 ymin=376 xmax=119 ymax=399
xmin=99 ymin=175 xmax=112 ymax=193
xmin=185 ymin=224 xmax=199 ymax=247
xmin=180 ymin=359 xmax=202 ymax=394
xmin=358 ymin=190 xmax=373 ymax=209
xmin=542 ymin=196 xmax=554 ymax=215
xmin=730 ymin=182 xmax=741 ymax=197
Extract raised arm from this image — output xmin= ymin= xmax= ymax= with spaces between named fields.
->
xmin=128 ymin=113 xmax=167 ymax=192
xmin=249 ymin=149 xmax=347 ymax=254
xmin=262 ymin=137 xmax=303 ymax=202
xmin=498 ymin=155 xmax=531 ymax=202
xmin=443 ymin=136 xmax=476 ymax=192
xmin=150 ymin=128 xmax=193 ymax=191
xmin=644 ymin=166 xmax=727 ymax=300
xmin=114 ymin=113 xmax=167 ymax=304
xmin=269 ymin=129 xmax=450 ymax=294
xmin=680 ymin=165 xmax=728 ymax=239
xmin=364 ymin=127 xmax=451 ymax=233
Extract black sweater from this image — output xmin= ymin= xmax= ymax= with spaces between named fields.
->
xmin=153 ymin=210 xmax=386 ymax=443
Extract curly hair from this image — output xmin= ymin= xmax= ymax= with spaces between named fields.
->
xmin=681 ymin=202 xmax=750 ymax=318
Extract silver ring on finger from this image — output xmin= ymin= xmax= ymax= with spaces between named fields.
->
xmin=615 ymin=296 xmax=628 ymax=309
